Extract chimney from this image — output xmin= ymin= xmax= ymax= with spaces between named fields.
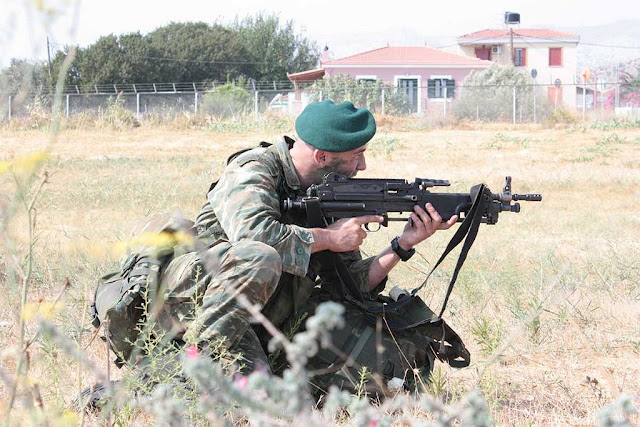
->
xmin=321 ymin=45 xmax=329 ymax=64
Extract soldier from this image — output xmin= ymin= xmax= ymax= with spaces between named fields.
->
xmin=155 ymin=99 xmax=458 ymax=383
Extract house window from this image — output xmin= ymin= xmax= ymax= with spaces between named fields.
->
xmin=475 ymin=48 xmax=491 ymax=61
xmin=356 ymin=75 xmax=377 ymax=83
xmin=549 ymin=48 xmax=562 ymax=66
xmin=514 ymin=48 xmax=527 ymax=66
xmin=428 ymin=78 xmax=455 ymax=99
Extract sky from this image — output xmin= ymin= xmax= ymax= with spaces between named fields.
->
xmin=2 ymin=0 xmax=640 ymax=69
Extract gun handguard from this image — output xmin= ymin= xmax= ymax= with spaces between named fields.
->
xmin=282 ymin=173 xmax=541 ymax=227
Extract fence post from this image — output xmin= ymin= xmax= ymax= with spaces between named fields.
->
xmin=194 ymin=92 xmax=199 ymax=114
xmin=582 ymin=85 xmax=586 ymax=121
xmin=533 ymin=83 xmax=537 ymax=124
xmin=512 ymin=86 xmax=516 ymax=124
xmin=254 ymin=90 xmax=258 ymax=121
xmin=66 ymin=94 xmax=70 ymax=118
xmin=381 ymin=87 xmax=385 ymax=115
xmin=8 ymin=95 xmax=11 ymax=120
xmin=443 ymin=87 xmax=448 ymax=117
xmin=136 ymin=93 xmax=140 ymax=119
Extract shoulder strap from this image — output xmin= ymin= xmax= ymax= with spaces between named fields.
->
xmin=208 ymin=141 xmax=273 ymax=193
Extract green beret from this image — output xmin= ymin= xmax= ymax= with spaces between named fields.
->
xmin=295 ymin=100 xmax=376 ymax=152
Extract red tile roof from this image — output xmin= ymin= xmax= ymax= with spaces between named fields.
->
xmin=324 ymin=46 xmax=492 ymax=66
xmin=459 ymin=28 xmax=579 ymax=41
xmin=287 ymin=68 xmax=325 ymax=82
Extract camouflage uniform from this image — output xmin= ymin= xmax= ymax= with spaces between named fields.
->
xmin=158 ymin=136 xmax=382 ymax=372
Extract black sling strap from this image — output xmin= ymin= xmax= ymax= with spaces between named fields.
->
xmin=305 ymin=198 xmax=367 ymax=303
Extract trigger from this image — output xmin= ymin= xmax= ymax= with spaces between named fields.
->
xmin=364 ymin=222 xmax=381 ymax=232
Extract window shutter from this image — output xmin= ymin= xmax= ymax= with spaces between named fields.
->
xmin=446 ymin=79 xmax=455 ymax=98
xmin=522 ymin=48 xmax=527 ymax=66
xmin=427 ymin=79 xmax=436 ymax=98
xmin=549 ymin=48 xmax=562 ymax=66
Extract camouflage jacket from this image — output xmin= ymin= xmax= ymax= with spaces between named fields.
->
xmin=193 ymin=136 xmax=385 ymax=328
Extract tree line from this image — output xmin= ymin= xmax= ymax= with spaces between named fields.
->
xmin=0 ymin=14 xmax=320 ymax=93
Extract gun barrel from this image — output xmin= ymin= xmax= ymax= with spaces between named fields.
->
xmin=512 ymin=193 xmax=542 ymax=201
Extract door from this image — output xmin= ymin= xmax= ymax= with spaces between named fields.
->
xmin=397 ymin=78 xmax=418 ymax=113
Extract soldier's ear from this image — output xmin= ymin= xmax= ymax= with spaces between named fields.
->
xmin=313 ymin=149 xmax=328 ymax=166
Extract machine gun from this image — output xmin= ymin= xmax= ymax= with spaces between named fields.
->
xmin=282 ymin=172 xmax=542 ymax=229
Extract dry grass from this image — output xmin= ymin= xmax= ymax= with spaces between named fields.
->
xmin=0 ymin=121 xmax=639 ymax=425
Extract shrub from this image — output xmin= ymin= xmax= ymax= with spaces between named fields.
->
xmin=200 ymin=83 xmax=253 ymax=118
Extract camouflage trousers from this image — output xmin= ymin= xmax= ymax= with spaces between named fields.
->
xmin=156 ymin=240 xmax=281 ymax=372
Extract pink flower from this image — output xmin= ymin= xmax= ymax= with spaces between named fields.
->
xmin=185 ymin=344 xmax=199 ymax=359
xmin=234 ymin=375 xmax=249 ymax=389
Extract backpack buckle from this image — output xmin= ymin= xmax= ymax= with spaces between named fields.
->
xmin=121 ymin=253 xmax=138 ymax=277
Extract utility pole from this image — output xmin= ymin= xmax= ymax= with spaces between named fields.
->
xmin=510 ymin=27 xmax=514 ymax=65
xmin=46 ymin=36 xmax=53 ymax=77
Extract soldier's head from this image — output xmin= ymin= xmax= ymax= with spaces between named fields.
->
xmin=294 ymin=100 xmax=376 ymax=181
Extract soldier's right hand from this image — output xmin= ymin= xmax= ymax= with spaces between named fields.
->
xmin=325 ymin=215 xmax=383 ymax=252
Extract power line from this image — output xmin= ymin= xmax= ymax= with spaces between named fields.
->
xmin=132 ymin=55 xmax=268 ymax=65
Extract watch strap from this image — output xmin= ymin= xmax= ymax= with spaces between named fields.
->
xmin=391 ymin=236 xmax=415 ymax=261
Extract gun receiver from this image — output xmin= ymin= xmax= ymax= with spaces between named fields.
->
xmin=282 ymin=173 xmax=542 ymax=227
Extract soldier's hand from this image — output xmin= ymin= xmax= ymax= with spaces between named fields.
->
xmin=326 ymin=215 xmax=383 ymax=252
xmin=397 ymin=203 xmax=457 ymax=249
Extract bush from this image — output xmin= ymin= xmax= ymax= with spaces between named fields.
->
xmin=200 ymin=83 xmax=253 ymax=118
xmin=95 ymin=94 xmax=140 ymax=129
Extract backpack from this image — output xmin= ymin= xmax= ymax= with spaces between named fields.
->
xmin=274 ymin=287 xmax=469 ymax=398
xmin=90 ymin=212 xmax=196 ymax=367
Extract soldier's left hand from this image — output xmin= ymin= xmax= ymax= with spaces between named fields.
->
xmin=397 ymin=203 xmax=457 ymax=249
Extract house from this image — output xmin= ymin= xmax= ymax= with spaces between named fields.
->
xmin=457 ymin=29 xmax=580 ymax=107
xmin=286 ymin=46 xmax=492 ymax=114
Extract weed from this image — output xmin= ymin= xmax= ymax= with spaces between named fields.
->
xmin=428 ymin=365 xmax=447 ymax=400
xmin=354 ymin=366 xmax=371 ymax=399
xmin=368 ymin=134 xmax=405 ymax=157
xmin=590 ymin=118 xmax=640 ymax=130
xmin=486 ymin=132 xmax=534 ymax=149
xmin=471 ymin=317 xmax=504 ymax=357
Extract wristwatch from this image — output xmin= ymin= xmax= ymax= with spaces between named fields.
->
xmin=391 ymin=236 xmax=415 ymax=261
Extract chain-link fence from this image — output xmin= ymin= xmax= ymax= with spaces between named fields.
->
xmin=1 ymin=81 xmax=638 ymax=123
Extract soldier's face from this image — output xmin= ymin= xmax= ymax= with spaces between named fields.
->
xmin=325 ymin=146 xmax=367 ymax=178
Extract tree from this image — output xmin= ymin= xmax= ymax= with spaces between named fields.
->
xmin=0 ymin=58 xmax=49 ymax=94
xmin=12 ymin=15 xmax=320 ymax=88
xmin=147 ymin=22 xmax=251 ymax=82
xmin=233 ymin=13 xmax=319 ymax=82
xmin=65 ymin=32 xmax=163 ymax=85
xmin=619 ymin=59 xmax=640 ymax=107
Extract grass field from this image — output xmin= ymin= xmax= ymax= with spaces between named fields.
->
xmin=0 ymin=119 xmax=639 ymax=425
